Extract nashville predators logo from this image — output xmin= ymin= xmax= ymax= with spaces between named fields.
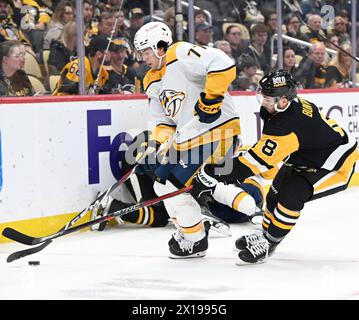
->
xmin=159 ymin=90 xmax=185 ymax=118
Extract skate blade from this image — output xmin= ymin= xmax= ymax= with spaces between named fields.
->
xmin=209 ymin=224 xmax=231 ymax=237
xmin=235 ymin=258 xmax=267 ymax=266
xmin=168 ymin=251 xmax=207 ymax=259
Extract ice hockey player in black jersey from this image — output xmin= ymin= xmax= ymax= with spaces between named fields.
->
xmin=192 ymin=69 xmax=359 ymax=265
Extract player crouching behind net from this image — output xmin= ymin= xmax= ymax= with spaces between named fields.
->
xmin=89 ymin=130 xmax=265 ymax=233
xmin=192 ymin=69 xmax=359 ymax=265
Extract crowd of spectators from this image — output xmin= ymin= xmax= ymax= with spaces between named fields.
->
xmin=0 ymin=0 xmax=358 ymax=96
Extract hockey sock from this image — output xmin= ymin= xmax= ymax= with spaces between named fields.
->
xmin=262 ymin=208 xmax=273 ymax=233
xmin=180 ymin=221 xmax=206 ymax=242
xmin=266 ymin=203 xmax=300 ymax=242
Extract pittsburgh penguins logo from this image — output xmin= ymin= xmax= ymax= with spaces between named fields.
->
xmin=159 ymin=89 xmax=185 ymax=118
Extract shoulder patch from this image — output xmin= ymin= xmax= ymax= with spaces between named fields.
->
xmin=166 ymin=42 xmax=181 ymax=66
xmin=143 ymin=69 xmax=163 ymax=92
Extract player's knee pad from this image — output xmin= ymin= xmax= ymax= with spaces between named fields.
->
xmin=153 ymin=180 xmax=201 ymax=221
xmin=240 ymin=182 xmax=264 ymax=209
xmin=278 ymin=175 xmax=313 ymax=211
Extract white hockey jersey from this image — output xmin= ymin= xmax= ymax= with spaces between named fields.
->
xmin=143 ymin=41 xmax=241 ymax=151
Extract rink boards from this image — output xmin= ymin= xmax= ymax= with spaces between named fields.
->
xmin=0 ymin=89 xmax=358 ymax=242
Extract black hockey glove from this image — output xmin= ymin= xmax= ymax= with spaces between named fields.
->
xmin=194 ymin=92 xmax=223 ymax=123
xmin=191 ymin=163 xmax=220 ymax=200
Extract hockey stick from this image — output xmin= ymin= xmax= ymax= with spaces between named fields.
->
xmin=6 ymin=240 xmax=52 ymax=263
xmin=3 ymin=185 xmax=192 ymax=248
xmin=1 ymin=169 xmax=129 ymax=263
xmin=4 ymin=120 xmax=197 ymax=260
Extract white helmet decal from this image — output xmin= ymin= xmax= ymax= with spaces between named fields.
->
xmin=134 ymin=22 xmax=173 ymax=54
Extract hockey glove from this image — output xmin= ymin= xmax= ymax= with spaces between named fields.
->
xmin=191 ymin=163 xmax=219 ymax=200
xmin=194 ymin=92 xmax=223 ymax=123
xmin=135 ymin=140 xmax=167 ymax=175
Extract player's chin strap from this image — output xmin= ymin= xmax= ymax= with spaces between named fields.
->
xmin=154 ymin=51 xmax=166 ymax=70
xmin=274 ymin=98 xmax=291 ymax=113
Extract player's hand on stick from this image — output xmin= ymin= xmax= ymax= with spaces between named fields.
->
xmin=135 ymin=140 xmax=167 ymax=175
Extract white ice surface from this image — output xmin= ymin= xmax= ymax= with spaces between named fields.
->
xmin=1 ymin=187 xmax=359 ymax=300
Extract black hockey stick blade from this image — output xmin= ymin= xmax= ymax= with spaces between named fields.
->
xmin=6 ymin=240 xmax=52 ymax=263
xmin=3 ymin=185 xmax=192 ymax=246
xmin=2 ymin=227 xmax=38 ymax=245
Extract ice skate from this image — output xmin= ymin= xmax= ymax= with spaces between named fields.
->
xmin=234 ymin=231 xmax=267 ymax=251
xmin=236 ymin=235 xmax=278 ymax=265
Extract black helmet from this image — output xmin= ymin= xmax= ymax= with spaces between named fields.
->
xmin=259 ymin=69 xmax=297 ymax=100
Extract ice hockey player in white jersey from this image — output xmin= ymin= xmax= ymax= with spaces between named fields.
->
xmin=133 ymin=22 xmax=257 ymax=259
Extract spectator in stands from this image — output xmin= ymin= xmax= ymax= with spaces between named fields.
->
xmin=323 ymin=34 xmax=340 ymax=65
xmin=282 ymin=47 xmax=297 ymax=73
xmin=223 ymin=24 xmax=248 ymax=63
xmin=84 ymin=0 xmax=97 ymax=46
xmin=283 ymin=13 xmax=306 ymax=56
xmin=53 ymin=35 xmax=112 ymax=95
xmin=19 ymin=0 xmax=52 ymax=31
xmin=0 ymin=40 xmax=35 ymax=96
xmin=48 ymin=20 xmax=77 ymax=74
xmin=97 ymin=10 xmax=116 ymax=38
xmin=294 ymin=42 xmax=327 ymax=89
xmin=330 ymin=16 xmax=350 ymax=46
xmin=281 ymin=0 xmax=303 ymax=18
xmin=115 ymin=8 xmax=130 ymax=39
xmin=194 ymin=9 xmax=207 ymax=24
xmin=15 ymin=0 xmax=53 ymax=53
xmin=213 ymin=40 xmax=235 ymax=63
xmin=338 ymin=9 xmax=351 ymax=30
xmin=243 ymin=23 xmax=271 ymax=74
xmin=231 ymin=53 xmax=258 ymax=91
xmin=163 ymin=7 xmax=175 ymax=40
xmin=264 ymin=11 xmax=277 ymax=37
xmin=43 ymin=0 xmax=74 ymax=50
xmin=195 ymin=22 xmax=213 ymax=46
xmin=285 ymin=13 xmax=301 ymax=38
xmin=325 ymin=34 xmax=339 ymax=51
xmin=123 ymin=0 xmax=150 ymax=16
xmin=0 ymin=0 xmax=35 ymax=54
xmin=325 ymin=44 xmax=352 ymax=88
xmin=103 ymin=38 xmax=136 ymax=94
xmin=83 ymin=0 xmax=95 ymax=27
xmin=239 ymin=0 xmax=264 ymax=26
xmin=127 ymin=7 xmax=145 ymax=43
xmin=264 ymin=11 xmax=278 ymax=54
xmin=300 ymin=14 xmax=324 ymax=43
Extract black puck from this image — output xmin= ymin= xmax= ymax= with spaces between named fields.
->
xmin=28 ymin=261 xmax=40 ymax=266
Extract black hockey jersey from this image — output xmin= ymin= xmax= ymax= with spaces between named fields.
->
xmin=233 ymin=97 xmax=357 ymax=179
